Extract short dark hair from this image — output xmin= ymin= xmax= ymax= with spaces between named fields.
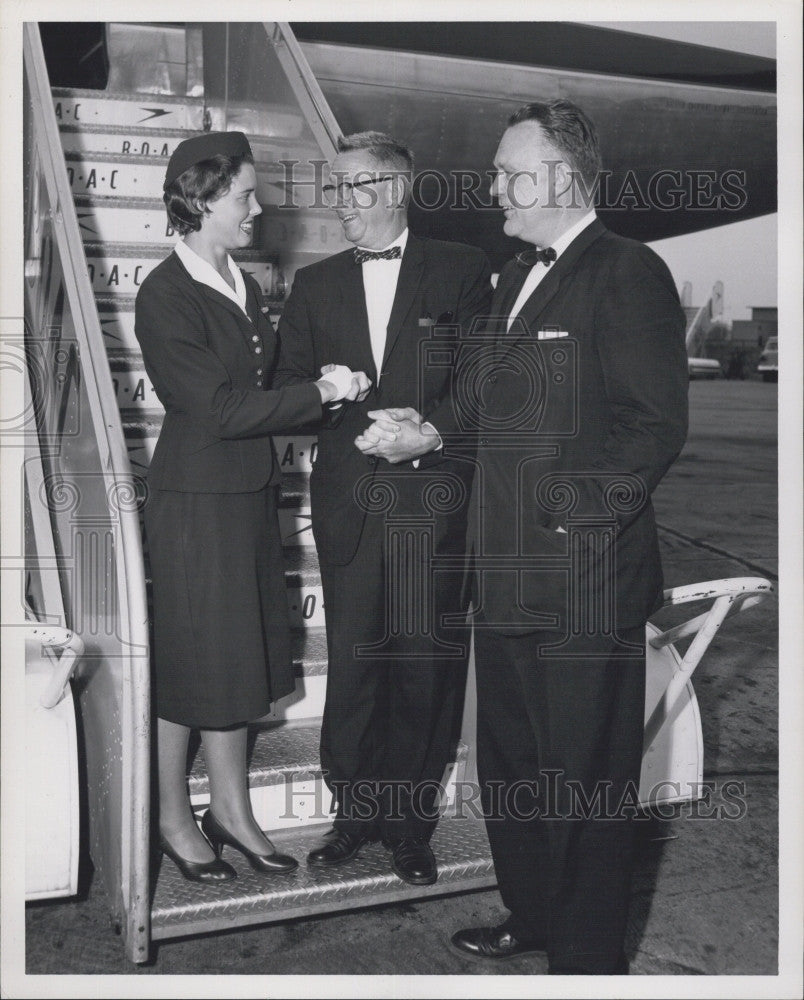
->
xmin=163 ymin=152 xmax=254 ymax=235
xmin=508 ymin=101 xmax=601 ymax=186
xmin=336 ymin=131 xmax=414 ymax=176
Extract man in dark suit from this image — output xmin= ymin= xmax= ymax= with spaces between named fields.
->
xmin=274 ymin=132 xmax=492 ymax=884
xmin=450 ymin=101 xmax=688 ymax=973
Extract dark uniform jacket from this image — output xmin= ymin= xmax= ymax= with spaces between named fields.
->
xmin=135 ymin=251 xmax=322 ymax=492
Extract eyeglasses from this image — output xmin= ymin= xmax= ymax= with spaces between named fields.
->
xmin=321 ymin=175 xmax=394 ymax=206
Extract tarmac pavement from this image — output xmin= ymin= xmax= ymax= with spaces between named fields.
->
xmin=18 ymin=380 xmax=794 ymax=995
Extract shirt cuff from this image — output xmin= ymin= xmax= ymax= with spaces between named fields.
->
xmin=412 ymin=422 xmax=443 ymax=468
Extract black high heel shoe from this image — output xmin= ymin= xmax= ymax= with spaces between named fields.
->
xmin=201 ymin=810 xmax=298 ymax=874
xmin=159 ymin=833 xmax=237 ymax=883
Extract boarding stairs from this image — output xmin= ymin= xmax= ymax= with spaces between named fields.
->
xmin=23 ymin=21 xmax=773 ymax=963
xmin=25 ymin=22 xmax=494 ymax=962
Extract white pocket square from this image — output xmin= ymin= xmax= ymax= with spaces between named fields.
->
xmin=537 ymin=328 xmax=569 ymax=340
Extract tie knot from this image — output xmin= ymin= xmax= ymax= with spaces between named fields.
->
xmin=515 ymin=247 xmax=557 ymax=268
xmin=354 ymin=246 xmax=402 ymax=265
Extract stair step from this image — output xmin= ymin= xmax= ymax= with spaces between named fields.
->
xmin=278 ymin=505 xmax=313 ymax=547
xmin=186 ymin=723 xmax=332 ymax=828
xmin=188 ymin=723 xmax=470 ymax=796
xmin=275 ymin=472 xmax=310 ymax=506
xmin=141 ymin=544 xmax=322 ymax=625
xmin=292 ymin=626 xmax=328 ymax=677
xmin=52 ymin=89 xmax=209 ymax=131
xmin=285 ymin=547 xmax=323 ymax=628
xmin=76 ymin=201 xmax=176 ymax=246
xmin=59 ymin=124 xmax=193 ymax=158
xmin=283 ymin=546 xmax=321 ymax=588
xmin=58 ymin=123 xmax=323 ymax=162
xmin=272 ymin=435 xmax=318 ymax=473
xmin=83 ymin=243 xmax=279 ymax=299
xmin=65 ymin=153 xmax=300 ymax=206
xmin=122 ymin=423 xmax=318 ymax=482
xmin=52 ymin=88 xmax=307 ymax=138
xmin=96 ymin=301 xmax=138 ymax=352
xmin=108 ymin=361 xmax=160 ymax=413
xmin=95 ymin=294 xmax=280 ymax=357
xmin=150 ymin=814 xmax=495 ymax=941
xmin=75 ymin=198 xmax=344 ymax=253
xmin=188 ymin=724 xmax=322 ymax=797
xmin=186 ymin=722 xmax=471 ymax=832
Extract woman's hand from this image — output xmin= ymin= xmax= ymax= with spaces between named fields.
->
xmin=316 ymin=365 xmax=371 ymax=404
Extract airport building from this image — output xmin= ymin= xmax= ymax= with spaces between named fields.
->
xmin=731 ymin=306 xmax=778 ymax=348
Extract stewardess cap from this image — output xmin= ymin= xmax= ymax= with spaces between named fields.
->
xmin=163 ymin=131 xmax=252 ymax=189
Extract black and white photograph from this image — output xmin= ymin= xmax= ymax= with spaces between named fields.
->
xmin=1 ymin=2 xmax=801 ymax=997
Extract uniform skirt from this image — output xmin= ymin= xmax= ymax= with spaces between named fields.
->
xmin=144 ymin=483 xmax=295 ymax=728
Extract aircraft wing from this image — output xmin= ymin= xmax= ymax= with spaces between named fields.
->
xmin=293 ymin=21 xmax=776 ymax=266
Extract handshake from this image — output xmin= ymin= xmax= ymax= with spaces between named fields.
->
xmin=312 ymin=365 xmax=440 ymax=464
xmin=314 ymin=364 xmax=372 ymax=405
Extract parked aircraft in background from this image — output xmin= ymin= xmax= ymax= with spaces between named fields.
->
xmin=292 ymin=21 xmax=776 ymax=268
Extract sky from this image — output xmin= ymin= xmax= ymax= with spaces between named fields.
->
xmin=588 ymin=21 xmax=779 ymax=319
xmin=650 ymin=216 xmax=777 ymax=321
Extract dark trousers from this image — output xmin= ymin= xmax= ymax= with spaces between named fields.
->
xmin=474 ymin=620 xmax=646 ymax=974
xmin=319 ymin=511 xmax=470 ymax=839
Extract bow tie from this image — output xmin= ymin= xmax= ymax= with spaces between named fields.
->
xmin=354 ymin=246 xmax=402 ymax=265
xmin=516 ymin=247 xmax=557 ymax=268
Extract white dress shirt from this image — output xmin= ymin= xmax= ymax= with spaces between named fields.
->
xmin=359 ymin=228 xmax=409 ymax=384
xmin=175 ymin=239 xmax=249 ymax=318
xmin=357 ymin=228 xmax=441 ymax=460
xmin=507 ymin=210 xmax=597 ymax=330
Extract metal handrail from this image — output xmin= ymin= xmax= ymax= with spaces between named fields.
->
xmin=266 ymin=23 xmax=340 ymax=158
xmin=22 ymin=23 xmax=151 ymax=958
xmin=27 ymin=624 xmax=85 ymax=709
xmin=643 ymin=576 xmax=773 ymax=750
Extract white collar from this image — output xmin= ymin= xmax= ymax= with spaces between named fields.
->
xmin=175 ymin=239 xmax=249 ymax=317
xmin=549 ymin=211 xmax=597 ymax=260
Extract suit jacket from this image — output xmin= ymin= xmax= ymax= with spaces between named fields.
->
xmin=471 ymin=218 xmax=688 ymax=633
xmin=274 ymin=233 xmax=493 ymax=566
xmin=135 ymin=251 xmax=323 ymax=493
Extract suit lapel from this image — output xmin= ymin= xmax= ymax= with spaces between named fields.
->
xmin=196 ymin=281 xmax=266 ymax=358
xmin=172 ymin=251 xmax=259 ymax=348
xmin=381 ymin=235 xmax=425 ymax=370
xmin=197 ymin=283 xmax=249 ymax=324
xmin=491 ymin=262 xmax=528 ymax=337
xmin=337 ymin=253 xmax=376 ymax=381
xmin=243 ymin=273 xmax=278 ymax=355
xmin=499 ymin=219 xmax=607 ymax=356
xmin=244 ymin=277 xmax=262 ymax=327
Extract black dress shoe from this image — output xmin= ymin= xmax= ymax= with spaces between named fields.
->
xmin=307 ymin=827 xmax=376 ymax=868
xmin=387 ymin=836 xmax=437 ymax=886
xmin=159 ymin=834 xmax=237 ymax=884
xmin=450 ymin=924 xmax=546 ymax=960
xmin=201 ymin=811 xmax=298 ymax=874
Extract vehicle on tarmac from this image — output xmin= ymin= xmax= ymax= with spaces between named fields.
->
xmin=757 ymin=336 xmax=778 ymax=381
xmin=688 ymin=356 xmax=724 ymax=379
